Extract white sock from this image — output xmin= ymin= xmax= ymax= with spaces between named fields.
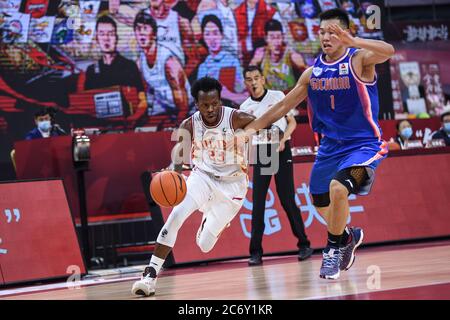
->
xmin=148 ymin=255 xmax=165 ymax=278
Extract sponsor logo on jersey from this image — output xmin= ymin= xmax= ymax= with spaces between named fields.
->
xmin=309 ymin=76 xmax=351 ymax=91
xmin=313 ymin=67 xmax=323 ymax=77
xmin=339 ymin=63 xmax=349 ymax=75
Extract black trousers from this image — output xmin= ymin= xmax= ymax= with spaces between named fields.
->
xmin=249 ymin=140 xmax=311 ymax=256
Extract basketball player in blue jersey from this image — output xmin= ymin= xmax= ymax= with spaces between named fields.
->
xmin=245 ymin=8 xmax=394 ymax=279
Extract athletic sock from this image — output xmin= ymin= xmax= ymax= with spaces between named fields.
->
xmin=341 ymin=227 xmax=352 ymax=245
xmin=147 ymin=255 xmax=165 ymax=278
xmin=327 ymin=232 xmax=342 ymax=249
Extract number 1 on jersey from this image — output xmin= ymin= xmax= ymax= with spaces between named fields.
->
xmin=330 ymin=95 xmax=335 ymax=110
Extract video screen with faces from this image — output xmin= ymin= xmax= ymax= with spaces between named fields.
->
xmin=0 ymin=0 xmax=384 ymax=139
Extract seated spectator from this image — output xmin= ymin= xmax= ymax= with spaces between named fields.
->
xmin=432 ymin=107 xmax=450 ymax=146
xmin=392 ymin=119 xmax=413 ymax=150
xmin=25 ymin=107 xmax=66 ymax=140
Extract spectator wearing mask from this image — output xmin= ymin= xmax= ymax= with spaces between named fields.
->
xmin=393 ymin=119 xmax=413 ymax=150
xmin=25 ymin=107 xmax=66 ymax=140
xmin=432 ymin=108 xmax=450 ymax=146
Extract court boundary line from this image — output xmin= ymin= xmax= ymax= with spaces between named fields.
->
xmin=2 ymin=239 xmax=450 ymax=299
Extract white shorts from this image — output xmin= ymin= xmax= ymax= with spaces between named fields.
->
xmin=187 ymin=168 xmax=248 ymax=237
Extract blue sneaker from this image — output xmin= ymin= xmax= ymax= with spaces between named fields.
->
xmin=339 ymin=227 xmax=364 ymax=271
xmin=320 ymin=247 xmax=341 ymax=280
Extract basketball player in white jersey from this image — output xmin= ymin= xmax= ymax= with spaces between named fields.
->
xmin=132 ymin=77 xmax=265 ymax=297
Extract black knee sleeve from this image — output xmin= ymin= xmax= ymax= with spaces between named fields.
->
xmin=312 ymin=192 xmax=330 ymax=207
xmin=333 ymin=167 xmax=368 ymax=194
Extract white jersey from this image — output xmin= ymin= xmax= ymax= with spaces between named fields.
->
xmin=139 ymin=47 xmax=191 ymax=115
xmin=145 ymin=9 xmax=185 ymax=65
xmin=240 ymin=89 xmax=293 ymax=144
xmin=191 ymin=107 xmax=248 ymax=178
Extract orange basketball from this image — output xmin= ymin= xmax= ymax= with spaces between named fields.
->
xmin=150 ymin=171 xmax=187 ymax=207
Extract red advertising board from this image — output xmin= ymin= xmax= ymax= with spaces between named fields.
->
xmin=0 ymin=180 xmax=86 ymax=285
xmin=14 ymin=118 xmax=443 ymax=221
xmin=162 ymin=153 xmax=450 ymax=264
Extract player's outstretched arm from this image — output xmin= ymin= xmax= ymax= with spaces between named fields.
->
xmin=243 ymin=67 xmax=312 ymax=133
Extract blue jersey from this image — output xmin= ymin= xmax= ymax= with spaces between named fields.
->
xmin=307 ymin=48 xmax=382 ymax=141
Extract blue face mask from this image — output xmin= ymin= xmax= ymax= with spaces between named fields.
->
xmin=401 ymin=127 xmax=413 ymax=139
xmin=444 ymin=123 xmax=450 ymax=133
xmin=38 ymin=120 xmax=51 ymax=132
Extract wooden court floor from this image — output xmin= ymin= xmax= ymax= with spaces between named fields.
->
xmin=2 ymin=241 xmax=450 ymax=300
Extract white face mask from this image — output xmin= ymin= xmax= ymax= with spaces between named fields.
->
xmin=401 ymin=127 xmax=413 ymax=139
xmin=444 ymin=122 xmax=450 ymax=133
xmin=38 ymin=120 xmax=51 ymax=132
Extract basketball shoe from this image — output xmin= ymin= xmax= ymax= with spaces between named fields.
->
xmin=131 ymin=266 xmax=157 ymax=296
xmin=319 ymin=247 xmax=341 ymax=280
xmin=339 ymin=227 xmax=364 ymax=271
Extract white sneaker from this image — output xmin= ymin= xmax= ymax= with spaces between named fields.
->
xmin=131 ymin=267 xmax=157 ymax=297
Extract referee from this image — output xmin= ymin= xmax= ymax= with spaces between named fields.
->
xmin=240 ymin=65 xmax=313 ymax=266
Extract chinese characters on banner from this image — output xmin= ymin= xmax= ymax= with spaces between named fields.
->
xmin=403 ymin=24 xmax=448 ymax=42
xmin=390 ymin=59 xmax=446 ymax=118
xmin=389 ymin=54 xmax=404 ymax=117
xmin=385 ymin=21 xmax=450 ymax=119
xmin=420 ymin=63 xmax=445 ymax=117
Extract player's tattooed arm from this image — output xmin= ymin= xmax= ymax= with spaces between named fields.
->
xmin=171 ymin=117 xmax=193 ymax=173
xmin=243 ymin=67 xmax=312 ymax=133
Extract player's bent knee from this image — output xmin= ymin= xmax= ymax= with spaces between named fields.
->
xmin=156 ymin=210 xmax=186 ymax=247
xmin=163 ymin=210 xmax=183 ymax=232
xmin=197 ymin=230 xmax=217 ymax=253
xmin=156 ymin=228 xmax=176 ymax=248
xmin=329 ymin=180 xmax=349 ymax=198
xmin=312 ymin=192 xmax=330 ymax=207
xmin=197 ymin=240 xmax=214 ymax=253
